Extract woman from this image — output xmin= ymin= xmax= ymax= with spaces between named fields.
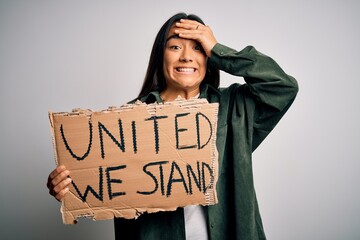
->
xmin=47 ymin=12 xmax=298 ymax=240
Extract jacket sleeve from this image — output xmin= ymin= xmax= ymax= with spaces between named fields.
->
xmin=208 ymin=43 xmax=299 ymax=151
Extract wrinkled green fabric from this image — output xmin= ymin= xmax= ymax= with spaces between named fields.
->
xmin=114 ymin=44 xmax=298 ymax=240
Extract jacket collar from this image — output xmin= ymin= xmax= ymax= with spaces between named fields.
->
xmin=139 ymin=84 xmax=221 ymax=104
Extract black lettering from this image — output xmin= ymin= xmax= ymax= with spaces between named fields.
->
xmin=71 ymin=166 xmax=103 ymax=202
xmin=186 ymin=161 xmax=202 ymax=194
xmin=106 ymin=165 xmax=126 ymax=200
xmin=196 ymin=112 xmax=213 ymax=149
xmin=137 ymin=161 xmax=168 ymax=195
xmin=60 ymin=121 xmax=92 ymax=161
xmin=98 ymin=119 xmax=125 ymax=159
xmin=131 ymin=121 xmax=137 ymax=154
xmin=175 ymin=113 xmax=196 ymax=150
xmin=145 ymin=115 xmax=168 ymax=154
xmin=201 ymin=162 xmax=214 ymax=193
xmin=167 ymin=161 xmax=189 ymax=197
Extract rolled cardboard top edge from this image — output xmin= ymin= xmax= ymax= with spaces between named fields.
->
xmin=50 ymin=97 xmax=217 ymax=117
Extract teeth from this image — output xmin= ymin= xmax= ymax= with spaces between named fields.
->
xmin=177 ymin=68 xmax=195 ymax=72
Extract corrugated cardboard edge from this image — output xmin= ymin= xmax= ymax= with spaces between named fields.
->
xmin=49 ymin=97 xmax=219 ymax=224
xmin=61 ymin=205 xmax=182 ymax=224
xmin=206 ymin=103 xmax=218 ymax=206
xmin=48 ymin=112 xmax=58 ymax=165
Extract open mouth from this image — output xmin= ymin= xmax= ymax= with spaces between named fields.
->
xmin=176 ymin=67 xmax=196 ymax=72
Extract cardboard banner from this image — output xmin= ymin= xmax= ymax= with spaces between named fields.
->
xmin=49 ymin=98 xmax=219 ymax=224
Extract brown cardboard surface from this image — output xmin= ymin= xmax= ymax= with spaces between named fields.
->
xmin=49 ymin=97 xmax=219 ymax=224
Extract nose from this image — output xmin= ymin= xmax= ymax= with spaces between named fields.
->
xmin=179 ymin=47 xmax=193 ymax=62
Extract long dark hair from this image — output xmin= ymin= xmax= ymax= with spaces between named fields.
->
xmin=137 ymin=13 xmax=220 ymax=99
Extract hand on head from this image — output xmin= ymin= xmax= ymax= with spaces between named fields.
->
xmin=174 ymin=19 xmax=217 ymax=57
xmin=47 ymin=165 xmax=71 ymax=201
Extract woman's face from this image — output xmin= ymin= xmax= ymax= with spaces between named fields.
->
xmin=162 ymin=23 xmax=207 ymax=94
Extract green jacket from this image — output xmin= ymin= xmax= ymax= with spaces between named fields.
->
xmin=114 ymin=44 xmax=298 ymax=240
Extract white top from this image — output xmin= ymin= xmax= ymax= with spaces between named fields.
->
xmin=184 ymin=93 xmax=208 ymax=240
xmin=184 ymin=205 xmax=209 ymax=240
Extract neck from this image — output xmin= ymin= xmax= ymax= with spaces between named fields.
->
xmin=160 ymin=88 xmax=200 ymax=102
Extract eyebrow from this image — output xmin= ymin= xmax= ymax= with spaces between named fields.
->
xmin=166 ymin=34 xmax=180 ymax=42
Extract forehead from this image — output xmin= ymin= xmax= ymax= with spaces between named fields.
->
xmin=167 ymin=23 xmax=177 ymax=38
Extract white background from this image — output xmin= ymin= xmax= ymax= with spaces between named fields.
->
xmin=0 ymin=0 xmax=359 ymax=239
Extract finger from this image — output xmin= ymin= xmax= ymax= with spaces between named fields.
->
xmin=47 ymin=166 xmax=65 ymax=189
xmin=53 ymin=177 xmax=72 ymax=196
xmin=48 ymin=165 xmax=66 ymax=180
xmin=50 ymin=169 xmax=70 ymax=189
xmin=174 ymin=30 xmax=206 ymax=43
xmin=175 ymin=31 xmax=199 ymax=41
xmin=174 ymin=25 xmax=210 ymax=38
xmin=55 ymin=187 xmax=70 ymax=201
xmin=175 ymin=29 xmax=203 ymax=36
xmin=179 ymin=19 xmax=202 ymax=26
xmin=176 ymin=19 xmax=204 ymax=30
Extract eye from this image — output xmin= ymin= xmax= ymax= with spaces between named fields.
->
xmin=194 ymin=44 xmax=204 ymax=52
xmin=169 ymin=45 xmax=181 ymax=50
